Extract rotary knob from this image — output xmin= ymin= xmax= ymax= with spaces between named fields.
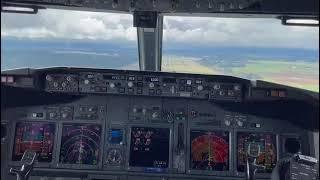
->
xmin=237 ymin=120 xmax=244 ymax=127
xmin=234 ymin=84 xmax=241 ymax=91
xmin=197 ymin=85 xmax=203 ymax=91
xmin=84 ymin=79 xmax=90 ymax=85
xmin=224 ymin=120 xmax=231 ymax=126
xmin=110 ymin=83 xmax=115 ymax=88
xmin=128 ymin=81 xmax=134 ymax=88
xmin=213 ymin=84 xmax=220 ymax=90
xmin=53 ymin=82 xmax=59 ymax=88
xmin=66 ymin=76 xmax=72 ymax=82
xmin=46 ymin=75 xmax=52 ymax=81
xmin=149 ymin=82 xmax=155 ymax=88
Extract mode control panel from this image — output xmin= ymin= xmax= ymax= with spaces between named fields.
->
xmin=43 ymin=69 xmax=246 ymax=102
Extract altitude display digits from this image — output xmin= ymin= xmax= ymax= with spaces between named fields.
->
xmin=59 ymin=123 xmax=102 ymax=165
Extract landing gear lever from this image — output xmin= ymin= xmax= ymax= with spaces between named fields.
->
xmin=246 ymin=143 xmax=266 ymax=180
xmin=10 ymin=150 xmax=37 ymax=180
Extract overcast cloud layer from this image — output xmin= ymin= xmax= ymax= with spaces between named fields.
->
xmin=1 ymin=9 xmax=319 ymax=49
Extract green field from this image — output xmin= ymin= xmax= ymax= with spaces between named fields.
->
xmin=162 ymin=56 xmax=319 ymax=92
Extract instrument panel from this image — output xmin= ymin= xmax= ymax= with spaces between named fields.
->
xmin=1 ymin=68 xmax=314 ymax=180
xmin=44 ymin=69 xmax=245 ymax=102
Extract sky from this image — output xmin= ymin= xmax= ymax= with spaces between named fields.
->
xmin=1 ymin=9 xmax=319 ymax=50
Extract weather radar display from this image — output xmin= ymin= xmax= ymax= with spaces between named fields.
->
xmin=190 ymin=130 xmax=229 ymax=171
xmin=12 ymin=122 xmax=55 ymax=162
xmin=59 ymin=124 xmax=102 ymax=165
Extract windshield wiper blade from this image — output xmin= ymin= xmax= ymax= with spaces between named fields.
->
xmin=1 ymin=2 xmax=46 ymax=14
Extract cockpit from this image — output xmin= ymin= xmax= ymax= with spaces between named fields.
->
xmin=1 ymin=0 xmax=319 ymax=180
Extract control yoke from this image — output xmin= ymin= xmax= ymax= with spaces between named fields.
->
xmin=10 ymin=150 xmax=37 ymax=180
xmin=246 ymin=143 xmax=266 ymax=180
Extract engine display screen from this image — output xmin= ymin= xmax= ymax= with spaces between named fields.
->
xmin=129 ymin=127 xmax=170 ymax=168
xmin=12 ymin=122 xmax=55 ymax=162
xmin=59 ymin=123 xmax=101 ymax=165
xmin=237 ymin=132 xmax=277 ymax=173
xmin=190 ymin=130 xmax=229 ymax=171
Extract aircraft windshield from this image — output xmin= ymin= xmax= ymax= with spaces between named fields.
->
xmin=1 ymin=9 xmax=319 ymax=92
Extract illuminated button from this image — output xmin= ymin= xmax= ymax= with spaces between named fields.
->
xmin=186 ymin=79 xmax=192 ymax=85
xmin=1 ymin=76 xmax=7 ymax=83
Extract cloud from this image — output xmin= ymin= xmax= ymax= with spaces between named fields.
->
xmin=1 ymin=9 xmax=319 ymax=49
xmin=163 ymin=16 xmax=319 ymax=49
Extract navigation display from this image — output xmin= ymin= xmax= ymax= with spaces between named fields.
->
xmin=129 ymin=127 xmax=170 ymax=168
xmin=237 ymin=132 xmax=277 ymax=173
xmin=59 ymin=124 xmax=102 ymax=165
xmin=12 ymin=122 xmax=55 ymax=162
xmin=190 ymin=130 xmax=229 ymax=171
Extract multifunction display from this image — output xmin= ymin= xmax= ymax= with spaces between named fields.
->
xmin=190 ymin=130 xmax=229 ymax=171
xmin=59 ymin=124 xmax=102 ymax=165
xmin=237 ymin=132 xmax=277 ymax=173
xmin=12 ymin=122 xmax=55 ymax=162
xmin=129 ymin=127 xmax=170 ymax=169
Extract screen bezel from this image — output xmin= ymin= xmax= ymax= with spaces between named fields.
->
xmin=8 ymin=120 xmax=58 ymax=168
xmin=56 ymin=122 xmax=104 ymax=169
xmin=126 ymin=123 xmax=173 ymax=173
xmin=186 ymin=127 xmax=232 ymax=176
xmin=234 ymin=129 xmax=279 ymax=178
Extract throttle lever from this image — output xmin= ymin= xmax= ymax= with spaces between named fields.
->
xmin=9 ymin=150 xmax=37 ymax=180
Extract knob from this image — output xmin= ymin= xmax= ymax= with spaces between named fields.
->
xmin=53 ymin=82 xmax=59 ymax=88
xmin=142 ymin=108 xmax=147 ymax=115
xmin=61 ymin=82 xmax=67 ymax=88
xmin=62 ymin=113 xmax=68 ymax=118
xmin=46 ymin=75 xmax=52 ymax=81
xmin=219 ymin=90 xmax=225 ymax=96
xmin=237 ymin=120 xmax=244 ymax=127
xmin=66 ymin=76 xmax=72 ymax=82
xmin=152 ymin=112 xmax=158 ymax=119
xmin=234 ymin=85 xmax=241 ymax=91
xmin=149 ymin=82 xmax=155 ymax=88
xmin=213 ymin=84 xmax=220 ymax=90
xmin=128 ymin=81 xmax=134 ymax=88
xmin=224 ymin=120 xmax=231 ymax=126
xmin=110 ymin=83 xmax=115 ymax=88
xmin=197 ymin=85 xmax=203 ymax=91
xmin=133 ymin=108 xmax=137 ymax=113
xmin=84 ymin=79 xmax=90 ymax=84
